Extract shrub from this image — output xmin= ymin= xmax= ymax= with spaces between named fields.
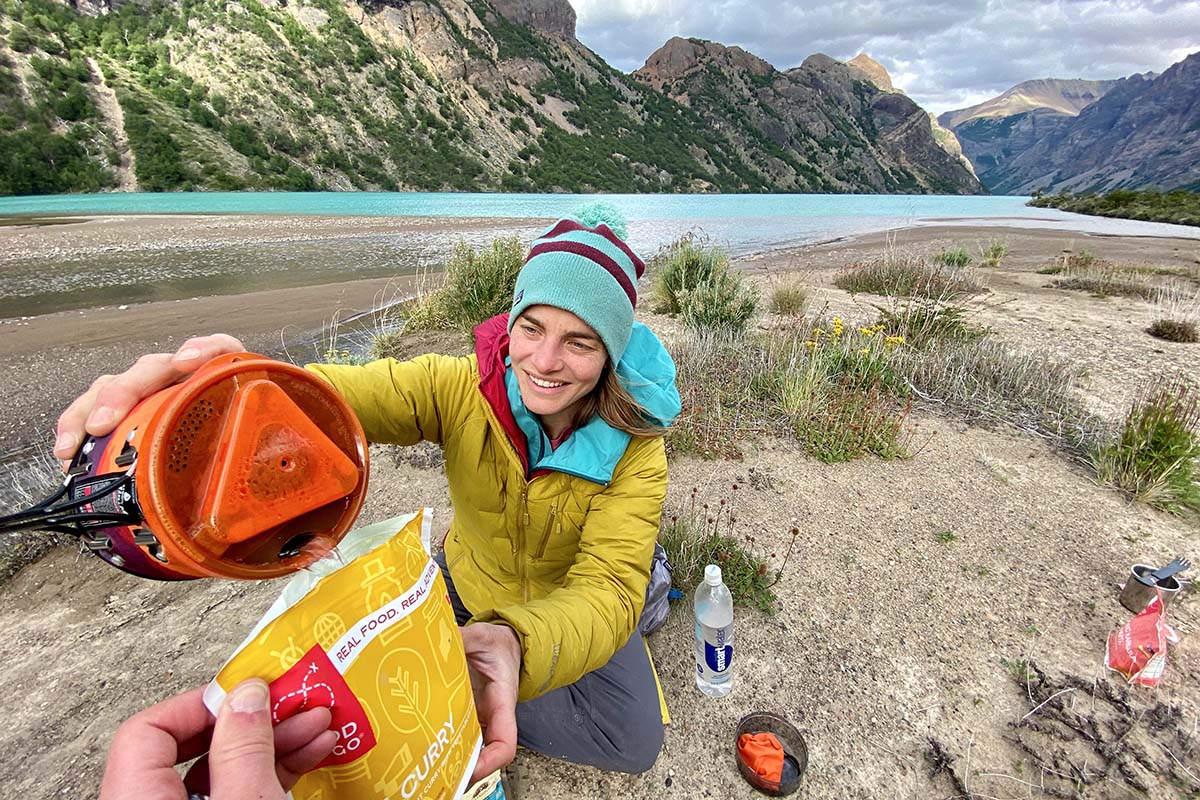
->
xmin=659 ymin=487 xmax=783 ymax=612
xmin=791 ymin=378 xmax=910 ymax=463
xmin=834 ymin=256 xmax=983 ymax=299
xmin=651 ymin=234 xmax=758 ymax=334
xmin=1147 ymin=319 xmax=1199 ymax=343
xmin=768 ymin=281 xmax=808 ymax=316
xmin=786 ymin=317 xmax=910 ymax=462
xmin=1147 ymin=285 xmax=1200 ymax=343
xmin=651 ymin=235 xmax=727 ymax=314
xmin=979 ymin=239 xmax=1009 ymax=267
xmin=933 ymin=247 xmax=972 ymax=268
xmin=1091 ymin=377 xmax=1200 ymax=514
xmin=399 ymin=236 xmax=524 ymax=333
xmin=678 ymin=271 xmax=758 ymax=334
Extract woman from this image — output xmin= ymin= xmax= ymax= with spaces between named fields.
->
xmin=56 ymin=211 xmax=681 ymax=779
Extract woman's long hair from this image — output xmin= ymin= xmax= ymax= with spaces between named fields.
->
xmin=572 ymin=363 xmax=665 ymax=438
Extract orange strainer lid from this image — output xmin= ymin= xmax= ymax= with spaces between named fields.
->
xmin=139 ymin=354 xmax=368 ymax=579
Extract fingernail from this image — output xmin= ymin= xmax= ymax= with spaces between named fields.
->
xmin=54 ymin=432 xmax=78 ymax=454
xmin=228 ymin=681 xmax=269 ymax=714
xmin=176 ymin=347 xmax=201 ymax=361
xmin=87 ymin=407 xmax=114 ymax=429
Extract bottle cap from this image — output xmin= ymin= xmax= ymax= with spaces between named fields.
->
xmin=705 ymin=564 xmax=723 ymax=586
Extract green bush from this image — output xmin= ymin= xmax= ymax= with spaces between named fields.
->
xmin=1092 ymin=377 xmax=1200 ymax=514
xmin=979 ymin=239 xmax=1009 ymax=267
xmin=666 ymin=319 xmax=910 ymax=463
xmin=678 ymin=272 xmax=758 ymax=334
xmin=873 ymin=300 xmax=989 ymax=350
xmin=651 ymin=236 xmax=757 ymax=334
xmin=933 ymin=247 xmax=972 ymax=268
xmin=651 ymin=235 xmax=727 ymax=314
xmin=397 ymin=237 xmax=525 ymax=334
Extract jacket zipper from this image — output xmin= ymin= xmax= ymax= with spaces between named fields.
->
xmin=519 ymin=483 xmax=530 ymax=602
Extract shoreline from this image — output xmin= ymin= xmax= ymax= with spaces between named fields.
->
xmin=1 ymin=218 xmax=1197 ymax=459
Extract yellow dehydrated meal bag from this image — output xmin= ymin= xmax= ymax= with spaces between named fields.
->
xmin=203 ymin=510 xmax=482 ymax=799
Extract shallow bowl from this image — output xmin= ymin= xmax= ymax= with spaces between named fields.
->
xmin=734 ymin=711 xmax=808 ymax=796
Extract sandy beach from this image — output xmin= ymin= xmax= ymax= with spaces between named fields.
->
xmin=1 ymin=214 xmax=1199 ymax=798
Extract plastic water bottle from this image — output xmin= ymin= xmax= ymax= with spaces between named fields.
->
xmin=694 ymin=564 xmax=734 ymax=697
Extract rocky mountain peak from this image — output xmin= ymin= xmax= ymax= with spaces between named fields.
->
xmin=938 ymin=77 xmax=1122 ymax=129
xmin=490 ymin=0 xmax=576 ymax=38
xmin=635 ymin=36 xmax=773 ymax=90
xmin=848 ymin=53 xmax=893 ymax=91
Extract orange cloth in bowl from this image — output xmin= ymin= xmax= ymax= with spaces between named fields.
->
xmin=738 ymin=732 xmax=784 ymax=782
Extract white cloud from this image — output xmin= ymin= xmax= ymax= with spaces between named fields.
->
xmin=570 ymin=0 xmax=1200 ymax=115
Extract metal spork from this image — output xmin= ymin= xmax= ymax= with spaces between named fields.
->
xmin=1148 ymin=556 xmax=1191 ymax=585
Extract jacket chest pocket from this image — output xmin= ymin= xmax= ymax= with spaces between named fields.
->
xmin=532 ymin=500 xmax=560 ymax=560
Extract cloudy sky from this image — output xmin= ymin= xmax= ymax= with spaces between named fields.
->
xmin=571 ymin=0 xmax=1200 ymax=115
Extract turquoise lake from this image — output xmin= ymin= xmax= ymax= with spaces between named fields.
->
xmin=2 ymin=192 xmax=1197 ymax=319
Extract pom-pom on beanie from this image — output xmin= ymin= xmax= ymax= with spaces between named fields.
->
xmin=509 ymin=203 xmax=645 ymax=364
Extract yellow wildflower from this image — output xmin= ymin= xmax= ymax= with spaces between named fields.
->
xmin=832 ymin=317 xmax=844 ymax=336
xmin=804 ymin=340 xmax=817 ymax=349
xmin=859 ymin=326 xmax=875 ymax=336
xmin=858 ymin=347 xmax=870 ymax=355
xmin=885 ymin=335 xmax=905 ymax=348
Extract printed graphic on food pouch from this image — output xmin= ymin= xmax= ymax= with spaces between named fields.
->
xmin=203 ymin=510 xmax=482 ymax=799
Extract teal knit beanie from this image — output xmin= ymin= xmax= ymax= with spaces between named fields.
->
xmin=509 ymin=205 xmax=645 ymax=363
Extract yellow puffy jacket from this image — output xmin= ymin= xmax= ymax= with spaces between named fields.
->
xmin=309 ymin=315 xmax=680 ymax=701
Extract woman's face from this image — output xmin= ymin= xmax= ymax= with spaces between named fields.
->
xmin=509 ymin=305 xmax=608 ymax=439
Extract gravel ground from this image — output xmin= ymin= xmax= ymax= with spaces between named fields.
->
xmin=1 ymin=217 xmax=1198 ymax=798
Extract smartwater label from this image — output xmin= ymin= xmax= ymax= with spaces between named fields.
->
xmin=695 ymin=622 xmax=734 ymax=681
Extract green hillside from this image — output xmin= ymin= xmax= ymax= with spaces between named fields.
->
xmin=0 ymin=0 xmax=980 ymax=196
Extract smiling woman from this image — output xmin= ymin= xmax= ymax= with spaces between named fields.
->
xmin=56 ymin=205 xmax=683 ymax=783
xmin=509 ymin=306 xmax=608 ymax=439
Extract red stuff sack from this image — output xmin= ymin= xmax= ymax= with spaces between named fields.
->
xmin=1104 ymin=594 xmax=1180 ymax=687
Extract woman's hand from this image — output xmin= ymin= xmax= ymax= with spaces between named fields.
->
xmin=461 ymin=622 xmax=522 ymax=781
xmin=100 ymin=679 xmax=337 ymax=800
xmin=53 ymin=334 xmax=246 ymax=464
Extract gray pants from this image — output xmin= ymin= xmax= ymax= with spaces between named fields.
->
xmin=434 ymin=553 xmax=665 ymax=773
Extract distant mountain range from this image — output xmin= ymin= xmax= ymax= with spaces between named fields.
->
xmin=939 ymin=54 xmax=1200 ymax=194
xmin=0 ymin=0 xmax=980 ymax=196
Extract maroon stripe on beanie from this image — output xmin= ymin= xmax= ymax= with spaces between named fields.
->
xmin=526 ymin=240 xmax=638 ymax=308
xmin=533 ymin=219 xmax=646 ymax=278
xmin=593 ymin=224 xmax=646 ymax=278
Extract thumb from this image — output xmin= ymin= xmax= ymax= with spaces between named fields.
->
xmin=208 ymin=679 xmax=284 ymax=800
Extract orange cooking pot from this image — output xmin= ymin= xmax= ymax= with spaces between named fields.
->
xmin=1 ymin=354 xmax=369 ymax=580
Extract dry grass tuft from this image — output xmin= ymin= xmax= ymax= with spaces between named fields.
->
xmin=834 ymin=255 xmax=984 ymax=299
xmin=891 ymin=338 xmax=1108 ymax=457
xmin=1146 ymin=284 xmax=1200 ymax=343
xmin=768 ymin=281 xmax=808 ymax=316
xmin=1051 ymin=261 xmax=1160 ymax=299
